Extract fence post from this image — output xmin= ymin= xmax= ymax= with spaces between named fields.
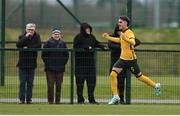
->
xmin=126 ymin=0 xmax=132 ymax=104
xmin=110 ymin=0 xmax=116 ymax=28
xmin=154 ymin=0 xmax=160 ymax=29
xmin=173 ymin=53 xmax=179 ymax=76
xmin=125 ymin=70 xmax=131 ymax=104
xmin=40 ymin=0 xmax=45 ymax=28
xmin=73 ymin=0 xmax=79 ymax=27
xmin=0 ymin=0 xmax=5 ymax=86
xmin=127 ymin=0 xmax=132 ymax=27
xmin=70 ymin=50 xmax=75 ymax=104
xmin=178 ymin=0 xmax=180 ymax=28
xmin=22 ymin=0 xmax=25 ymax=33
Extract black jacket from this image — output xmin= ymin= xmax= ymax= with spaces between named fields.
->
xmin=73 ymin=23 xmax=105 ymax=70
xmin=108 ymin=25 xmax=121 ymax=68
xmin=42 ymin=37 xmax=69 ymax=72
xmin=16 ymin=32 xmax=41 ymax=69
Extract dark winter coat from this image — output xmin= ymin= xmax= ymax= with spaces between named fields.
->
xmin=16 ymin=32 xmax=41 ymax=69
xmin=41 ymin=37 xmax=69 ymax=72
xmin=73 ymin=23 xmax=105 ymax=74
xmin=108 ymin=24 xmax=121 ymax=68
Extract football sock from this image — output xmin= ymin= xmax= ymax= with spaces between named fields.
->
xmin=110 ymin=71 xmax=118 ymax=95
xmin=138 ymin=75 xmax=156 ymax=88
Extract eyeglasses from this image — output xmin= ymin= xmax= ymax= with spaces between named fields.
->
xmin=27 ymin=29 xmax=35 ymax=31
xmin=53 ymin=33 xmax=60 ymax=35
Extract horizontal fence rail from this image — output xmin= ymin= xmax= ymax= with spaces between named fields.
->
xmin=1 ymin=41 xmax=180 ymax=45
xmin=1 ymin=41 xmax=180 ymax=51
xmin=0 ymin=48 xmax=180 ymax=104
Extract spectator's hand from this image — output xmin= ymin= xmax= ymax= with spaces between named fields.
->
xmin=102 ymin=46 xmax=108 ymax=50
xmin=25 ymin=33 xmax=31 ymax=37
xmin=134 ymin=38 xmax=141 ymax=47
xmin=102 ymin=33 xmax=109 ymax=39
xmin=84 ymin=46 xmax=92 ymax=50
xmin=89 ymin=46 xmax=92 ymax=50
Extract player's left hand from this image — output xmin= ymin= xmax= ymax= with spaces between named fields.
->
xmin=102 ymin=33 xmax=109 ymax=39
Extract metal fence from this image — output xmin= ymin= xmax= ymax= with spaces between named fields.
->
xmin=0 ymin=48 xmax=180 ymax=104
xmin=2 ymin=41 xmax=180 ymax=49
xmin=4 ymin=0 xmax=180 ymax=29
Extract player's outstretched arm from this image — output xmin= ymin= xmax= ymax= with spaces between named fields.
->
xmin=102 ymin=33 xmax=120 ymax=43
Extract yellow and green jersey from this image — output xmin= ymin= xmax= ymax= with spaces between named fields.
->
xmin=120 ymin=29 xmax=136 ymax=60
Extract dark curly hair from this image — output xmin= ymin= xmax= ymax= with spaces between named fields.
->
xmin=119 ymin=16 xmax=130 ymax=26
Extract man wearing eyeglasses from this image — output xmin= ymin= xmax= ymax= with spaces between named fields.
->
xmin=16 ymin=23 xmax=41 ymax=104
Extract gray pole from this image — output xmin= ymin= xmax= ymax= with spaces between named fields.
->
xmin=177 ymin=0 xmax=180 ymax=27
xmin=110 ymin=0 xmax=116 ymax=28
xmin=73 ymin=0 xmax=79 ymax=27
xmin=154 ymin=0 xmax=160 ymax=29
xmin=40 ymin=0 xmax=44 ymax=28
xmin=74 ymin=0 xmax=78 ymax=18
xmin=127 ymin=0 xmax=132 ymax=28
xmin=126 ymin=0 xmax=132 ymax=104
xmin=70 ymin=50 xmax=74 ymax=104
xmin=1 ymin=0 xmax=5 ymax=86
xmin=144 ymin=0 xmax=148 ymax=27
xmin=22 ymin=0 xmax=25 ymax=33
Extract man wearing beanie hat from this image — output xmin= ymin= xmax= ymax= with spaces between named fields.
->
xmin=16 ymin=23 xmax=41 ymax=104
xmin=42 ymin=27 xmax=69 ymax=104
xmin=52 ymin=27 xmax=61 ymax=34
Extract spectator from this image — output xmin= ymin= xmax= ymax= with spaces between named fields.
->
xmin=108 ymin=24 xmax=126 ymax=104
xmin=16 ymin=23 xmax=41 ymax=104
xmin=73 ymin=22 xmax=107 ymax=104
xmin=42 ymin=27 xmax=69 ymax=104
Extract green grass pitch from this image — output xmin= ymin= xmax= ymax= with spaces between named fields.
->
xmin=0 ymin=104 xmax=180 ymax=115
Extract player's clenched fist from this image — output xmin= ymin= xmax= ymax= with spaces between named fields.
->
xmin=120 ymin=32 xmax=126 ymax=39
xmin=102 ymin=33 xmax=109 ymax=39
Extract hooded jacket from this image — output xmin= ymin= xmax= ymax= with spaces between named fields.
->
xmin=73 ymin=23 xmax=105 ymax=71
xmin=73 ymin=23 xmax=104 ymax=50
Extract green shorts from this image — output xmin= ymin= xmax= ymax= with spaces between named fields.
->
xmin=113 ymin=59 xmax=141 ymax=76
